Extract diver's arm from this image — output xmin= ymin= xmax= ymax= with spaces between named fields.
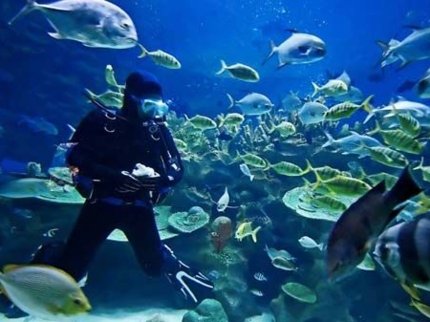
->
xmin=66 ymin=110 xmax=119 ymax=184
xmin=160 ymin=126 xmax=184 ymax=186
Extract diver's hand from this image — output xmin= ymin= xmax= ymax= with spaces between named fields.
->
xmin=115 ymin=171 xmax=144 ymax=193
xmin=138 ymin=176 xmax=162 ymax=192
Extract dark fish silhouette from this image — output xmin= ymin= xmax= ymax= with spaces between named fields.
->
xmin=326 ymin=166 xmax=422 ymax=281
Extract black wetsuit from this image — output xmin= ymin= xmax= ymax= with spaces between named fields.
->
xmin=50 ymin=108 xmax=183 ymax=281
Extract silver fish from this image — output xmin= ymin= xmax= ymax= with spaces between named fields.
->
xmin=263 ymin=31 xmax=326 ymax=69
xmin=378 ymin=26 xmax=430 ymax=69
xmin=227 ymin=93 xmax=273 ymax=116
xmin=239 ymin=163 xmax=254 ymax=181
xmin=364 ymin=98 xmax=430 ymax=123
xmin=9 ymin=0 xmax=138 ymax=49
xmin=297 ymin=101 xmax=328 ymax=124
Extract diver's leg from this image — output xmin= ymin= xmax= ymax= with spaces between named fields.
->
xmin=121 ymin=206 xmax=165 ymax=276
xmin=123 ymin=206 xmax=214 ymax=303
xmin=33 ymin=201 xmax=119 ymax=281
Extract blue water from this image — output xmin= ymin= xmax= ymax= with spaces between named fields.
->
xmin=1 ymin=0 xmax=430 ymax=321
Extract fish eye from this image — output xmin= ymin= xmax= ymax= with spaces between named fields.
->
xmin=122 ymin=23 xmax=130 ymax=29
xmin=73 ymin=299 xmax=83 ymax=306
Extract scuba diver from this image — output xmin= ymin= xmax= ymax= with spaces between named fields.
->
xmin=2 ymin=70 xmax=213 ymax=318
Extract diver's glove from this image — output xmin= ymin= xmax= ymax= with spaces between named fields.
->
xmin=115 ymin=171 xmax=144 ymax=193
xmin=163 ymin=245 xmax=214 ymax=303
xmin=132 ymin=164 xmax=162 ymax=192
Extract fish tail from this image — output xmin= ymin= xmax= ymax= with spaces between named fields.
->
xmin=322 ymin=131 xmax=334 ymax=148
xmin=386 ymin=166 xmax=422 ymax=208
xmin=366 ymin=119 xmax=381 ymax=135
xmin=183 ymin=114 xmax=190 ymax=124
xmin=311 ymin=82 xmax=320 ymax=97
xmin=360 ymin=94 xmax=374 ymax=113
xmin=226 ymin=93 xmax=235 ymax=110
xmin=318 ymin=243 xmax=324 ymax=251
xmin=250 ymin=174 xmax=254 ymax=182
xmin=413 ymin=157 xmax=424 ymax=171
xmin=262 ymin=160 xmax=272 ymax=171
xmin=262 ymin=40 xmax=277 ymax=65
xmin=363 ymin=105 xmax=375 ymax=124
xmin=137 ymin=44 xmax=148 ymax=58
xmin=251 ymin=226 xmax=262 ymax=243
xmin=311 ymin=169 xmax=323 ymax=190
xmin=216 ymin=60 xmax=228 ymax=75
xmin=301 ymin=159 xmax=313 ymax=175
xmin=8 ymin=0 xmax=38 ymax=25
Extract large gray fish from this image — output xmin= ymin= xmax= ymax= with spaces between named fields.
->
xmin=263 ymin=31 xmax=326 ymax=69
xmin=326 ymin=166 xmax=422 ymax=281
xmin=9 ymin=0 xmax=138 ymax=49
xmin=378 ymin=26 xmax=430 ymax=69
xmin=226 ymin=93 xmax=273 ymax=116
xmin=374 ymin=213 xmax=430 ymax=292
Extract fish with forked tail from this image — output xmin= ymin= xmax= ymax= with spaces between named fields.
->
xmin=263 ymin=31 xmax=326 ymax=69
xmin=326 ymin=166 xmax=422 ymax=282
xmin=9 ymin=0 xmax=138 ymax=49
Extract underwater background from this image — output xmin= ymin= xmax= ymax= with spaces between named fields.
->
xmin=0 ymin=0 xmax=430 ymax=321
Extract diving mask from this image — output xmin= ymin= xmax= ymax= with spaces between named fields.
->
xmin=139 ymin=98 xmax=169 ymax=118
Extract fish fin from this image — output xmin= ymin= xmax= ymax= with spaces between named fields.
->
xmin=360 ymin=95 xmax=374 ymax=113
xmin=8 ymin=0 xmax=38 ymax=25
xmin=226 ymin=93 xmax=235 ymax=110
xmin=262 ymin=40 xmax=277 ymax=65
xmin=311 ymin=82 xmax=320 ymax=97
xmin=251 ymin=226 xmax=262 ymax=243
xmin=412 ymin=157 xmax=424 ymax=171
xmin=401 ymin=282 xmax=420 ymax=301
xmin=363 ymin=108 xmax=375 ymax=124
xmin=137 ymin=43 xmax=148 ymax=58
xmin=216 ymin=60 xmax=228 ymax=75
xmin=386 ymin=166 xmax=422 ymax=209
xmin=47 ymin=32 xmax=64 ymax=39
xmin=322 ymin=131 xmax=334 ymax=148
xmin=376 ymin=40 xmax=389 ymax=51
xmin=301 ymin=159 xmax=313 ymax=175
xmin=250 ymin=174 xmax=254 ymax=182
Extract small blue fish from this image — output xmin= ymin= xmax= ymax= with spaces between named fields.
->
xmin=239 ymin=163 xmax=254 ymax=181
